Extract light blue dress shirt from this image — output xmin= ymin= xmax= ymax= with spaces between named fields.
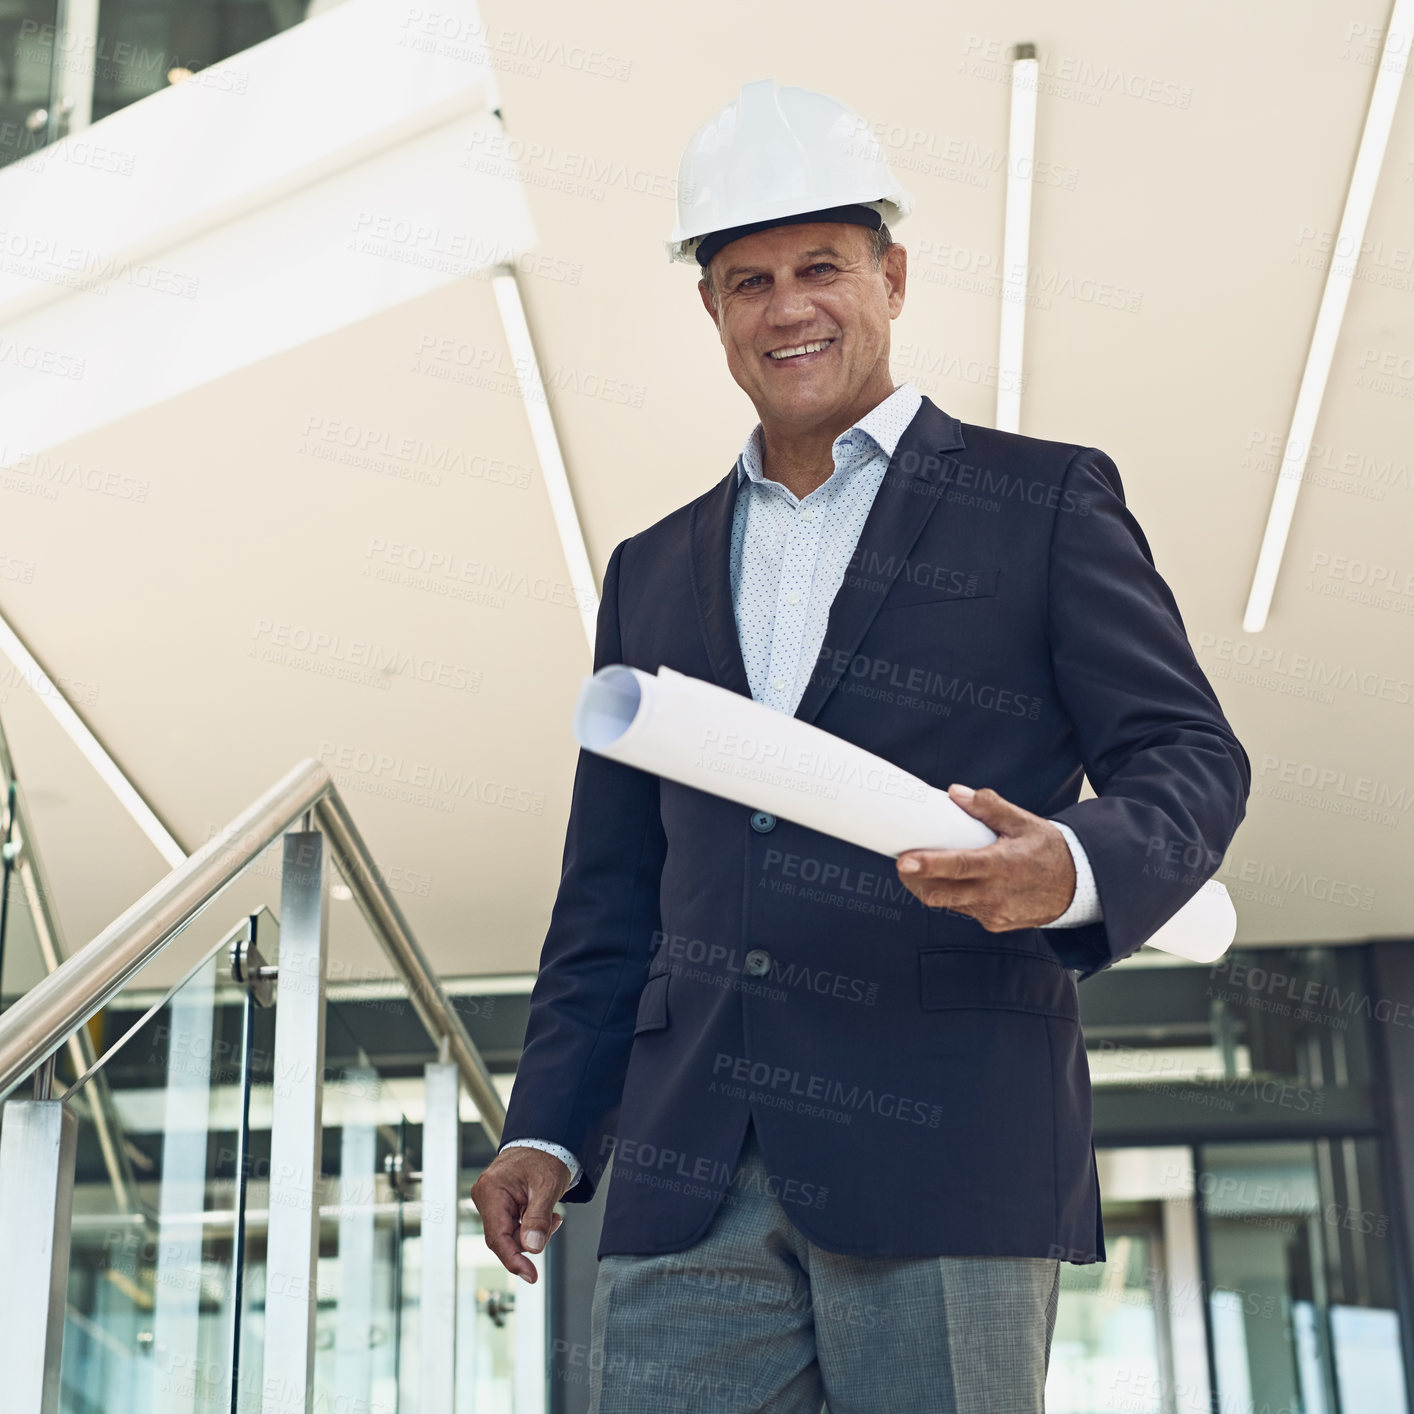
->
xmin=503 ymin=381 xmax=1102 ymax=1188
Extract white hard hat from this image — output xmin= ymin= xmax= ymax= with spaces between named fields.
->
xmin=668 ymin=79 xmax=912 ymax=265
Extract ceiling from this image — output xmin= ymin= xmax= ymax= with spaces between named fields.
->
xmin=1 ymin=0 xmax=1411 ymax=993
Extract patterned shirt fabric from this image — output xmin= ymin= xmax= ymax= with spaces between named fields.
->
xmin=501 ymin=380 xmax=1102 ymax=1188
xmin=730 ymin=384 xmax=920 ymax=713
xmin=497 ymin=1135 xmax=583 ymax=1187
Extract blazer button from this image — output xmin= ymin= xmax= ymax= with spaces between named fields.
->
xmin=744 ymin=949 xmax=772 ymax=976
xmin=750 ymin=811 xmax=777 ymax=833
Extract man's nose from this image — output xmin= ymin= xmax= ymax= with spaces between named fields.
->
xmin=763 ymin=277 xmax=817 ymax=325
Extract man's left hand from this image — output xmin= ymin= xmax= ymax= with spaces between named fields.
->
xmin=895 ymin=784 xmax=1076 ymax=931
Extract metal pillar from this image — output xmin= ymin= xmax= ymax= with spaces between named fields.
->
xmin=261 ymin=832 xmax=329 ymax=1414
xmin=334 ymin=1068 xmax=378 ymax=1410
xmin=419 ymin=1060 xmax=461 ymax=1414
xmin=996 ymin=42 xmax=1038 ymax=435
xmin=0 ymin=1097 xmax=79 ymax=1414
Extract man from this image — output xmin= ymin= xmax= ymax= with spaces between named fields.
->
xmin=472 ymin=80 xmax=1250 ymax=1411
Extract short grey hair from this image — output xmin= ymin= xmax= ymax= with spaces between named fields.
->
xmin=701 ymin=222 xmax=894 ymax=311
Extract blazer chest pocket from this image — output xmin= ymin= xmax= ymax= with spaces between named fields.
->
xmin=634 ymin=973 xmax=670 ymax=1033
xmin=879 ymin=566 xmax=1000 ymax=611
xmin=919 ymin=947 xmax=1077 ymax=1020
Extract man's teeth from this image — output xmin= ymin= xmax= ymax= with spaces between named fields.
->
xmin=768 ymin=339 xmax=833 ymax=360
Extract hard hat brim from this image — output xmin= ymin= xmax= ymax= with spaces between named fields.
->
xmin=689 ymin=203 xmax=882 ymax=269
xmin=669 ymin=195 xmax=909 ymax=266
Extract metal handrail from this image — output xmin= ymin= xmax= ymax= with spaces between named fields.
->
xmin=0 ymin=758 xmax=506 ymax=1141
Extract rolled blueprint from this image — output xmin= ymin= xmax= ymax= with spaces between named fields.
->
xmin=573 ymin=664 xmax=1236 ymax=965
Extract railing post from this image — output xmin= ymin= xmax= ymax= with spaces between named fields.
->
xmin=261 ymin=831 xmax=329 ymax=1414
xmin=0 ymin=1096 xmax=78 ymax=1414
xmin=420 ymin=1059 xmax=461 ymax=1414
xmin=334 ymin=1067 xmax=378 ymax=1411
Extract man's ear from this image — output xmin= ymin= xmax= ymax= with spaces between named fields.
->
xmin=884 ymin=242 xmax=907 ymax=318
xmin=698 ymin=277 xmax=720 ymax=327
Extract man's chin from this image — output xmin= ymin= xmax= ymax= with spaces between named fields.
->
xmin=755 ymin=379 xmax=847 ymax=424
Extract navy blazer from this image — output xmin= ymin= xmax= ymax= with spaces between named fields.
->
xmin=502 ymin=396 xmax=1250 ymax=1262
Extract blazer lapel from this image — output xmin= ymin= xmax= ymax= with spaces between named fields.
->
xmin=688 ymin=464 xmax=752 ymax=698
xmin=793 ymin=396 xmax=967 ymax=726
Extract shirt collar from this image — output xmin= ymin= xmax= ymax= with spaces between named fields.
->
xmin=736 ymin=381 xmax=924 ymax=487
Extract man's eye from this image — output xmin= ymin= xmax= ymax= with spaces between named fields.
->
xmin=807 ymin=263 xmax=836 ymax=275
xmin=738 ymin=275 xmax=765 ymax=290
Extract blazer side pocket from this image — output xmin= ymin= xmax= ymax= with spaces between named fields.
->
xmin=919 ymin=946 xmax=1078 ymax=1020
xmin=634 ymin=972 xmax=670 ymax=1033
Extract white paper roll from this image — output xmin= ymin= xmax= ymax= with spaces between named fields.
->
xmin=574 ymin=664 xmax=1236 ymax=965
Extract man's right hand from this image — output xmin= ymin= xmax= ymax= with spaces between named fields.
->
xmin=470 ymin=1147 xmax=572 ymax=1282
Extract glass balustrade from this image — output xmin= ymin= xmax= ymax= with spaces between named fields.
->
xmin=55 ymin=917 xmax=507 ymax=1414
xmin=0 ymin=713 xmax=140 ymax=1230
xmin=456 ymin=1203 xmax=523 ymax=1414
xmin=0 ymin=767 xmax=528 ymax=1414
xmin=56 ymin=906 xmax=268 ymax=1414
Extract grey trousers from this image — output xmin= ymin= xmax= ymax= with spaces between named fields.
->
xmin=586 ymin=1121 xmax=1062 ymax=1413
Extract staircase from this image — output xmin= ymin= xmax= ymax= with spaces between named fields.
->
xmin=0 ymin=734 xmax=543 ymax=1413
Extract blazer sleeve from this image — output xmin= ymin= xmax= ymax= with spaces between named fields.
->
xmin=498 ymin=536 xmax=668 ymax=1201
xmin=1040 ymin=446 xmax=1251 ymax=979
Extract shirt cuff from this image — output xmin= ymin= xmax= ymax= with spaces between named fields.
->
xmin=500 ymin=1138 xmax=582 ymax=1189
xmin=1045 ymin=821 xmax=1103 ymax=927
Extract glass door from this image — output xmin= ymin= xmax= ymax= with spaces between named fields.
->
xmin=1048 ymin=1222 xmax=1173 ymax=1413
xmin=1200 ymin=1139 xmax=1409 ymax=1414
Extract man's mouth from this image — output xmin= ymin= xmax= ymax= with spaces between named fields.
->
xmin=765 ymin=338 xmax=836 ymax=362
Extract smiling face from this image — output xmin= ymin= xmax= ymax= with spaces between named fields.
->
xmin=698 ymin=221 xmax=907 ymax=436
